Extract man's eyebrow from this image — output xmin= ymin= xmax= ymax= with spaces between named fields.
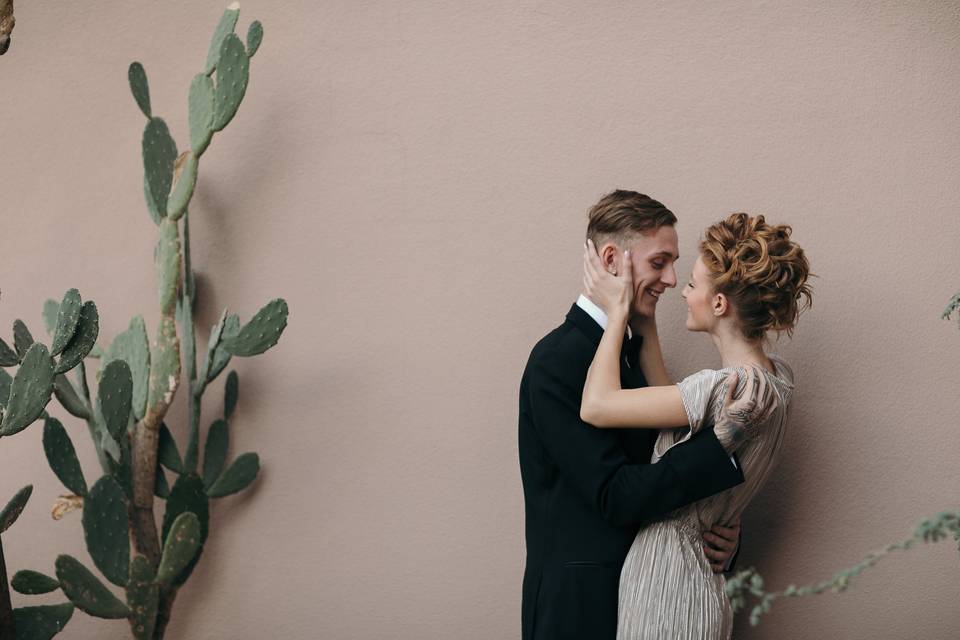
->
xmin=650 ymin=251 xmax=679 ymax=260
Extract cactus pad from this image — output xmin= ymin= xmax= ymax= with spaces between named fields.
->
xmin=99 ymin=429 xmax=122 ymax=465
xmin=0 ymin=484 xmax=32 ymax=533
xmin=161 ymin=474 xmax=209 ymax=585
xmin=103 ymin=316 xmax=150 ymax=420
xmin=128 ymin=61 xmax=151 ymax=119
xmin=167 ymin=151 xmax=198 ymax=220
xmin=154 ymin=464 xmax=170 ymax=499
xmin=0 ymin=368 xmax=11 ymax=408
xmin=156 ymin=512 xmax=202 ymax=585
xmin=224 ymin=369 xmax=238 ymax=418
xmin=199 ymin=308 xmax=228 ymax=383
xmin=52 ymin=375 xmax=89 ymax=419
xmin=189 ymin=73 xmax=215 ymax=156
xmin=204 ymin=4 xmax=240 ymax=75
xmin=221 ymin=298 xmax=288 ymax=357
xmin=202 ymin=419 xmax=229 ymax=490
xmin=82 ymin=477 xmax=130 ymax=587
xmin=43 ymin=417 xmax=87 ymax=496
xmin=158 ymin=423 xmax=183 ymax=473
xmin=13 ymin=319 xmax=34 ymax=359
xmin=212 ymin=33 xmax=249 ymax=132
xmin=246 ymin=20 xmax=263 ymax=57
xmin=0 ymin=337 xmax=17 ymax=366
xmin=97 ymin=360 xmax=133 ymax=441
xmin=108 ymin=430 xmax=134 ymax=498
xmin=1 ymin=343 xmax=55 ymax=436
xmin=143 ymin=174 xmax=162 ymax=226
xmin=55 ymin=301 xmax=99 ymax=374
xmin=50 ymin=289 xmax=82 ymax=356
xmin=126 ymin=556 xmax=158 ymax=640
xmin=156 ymin=218 xmax=181 ymax=314
xmin=11 ymin=603 xmax=74 ymax=640
xmin=42 ymin=299 xmax=60 ymax=335
xmin=55 ymin=555 xmax=131 ymax=619
xmin=142 ymin=117 xmax=178 ymax=221
xmin=11 ymin=570 xmax=60 ymax=595
xmin=207 ymin=452 xmax=259 ymax=498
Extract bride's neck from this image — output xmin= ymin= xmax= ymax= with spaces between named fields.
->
xmin=709 ymin=324 xmax=771 ymax=371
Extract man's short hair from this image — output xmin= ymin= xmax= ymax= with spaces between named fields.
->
xmin=586 ymin=190 xmax=677 ymax=246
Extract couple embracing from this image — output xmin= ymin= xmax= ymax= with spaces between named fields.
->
xmin=518 ymin=190 xmax=812 ymax=639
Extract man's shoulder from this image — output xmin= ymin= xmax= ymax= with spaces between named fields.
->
xmin=524 ymin=320 xmax=594 ymax=382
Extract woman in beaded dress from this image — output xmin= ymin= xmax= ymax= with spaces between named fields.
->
xmin=579 ymin=213 xmax=812 ymax=639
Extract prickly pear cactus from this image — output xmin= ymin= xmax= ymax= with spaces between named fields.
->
xmin=0 ymin=5 xmax=286 ymax=639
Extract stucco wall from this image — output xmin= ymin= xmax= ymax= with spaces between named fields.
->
xmin=1 ymin=1 xmax=958 ymax=638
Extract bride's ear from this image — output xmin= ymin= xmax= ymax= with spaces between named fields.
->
xmin=712 ymin=293 xmax=730 ymax=317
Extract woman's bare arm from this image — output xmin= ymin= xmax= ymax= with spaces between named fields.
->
xmin=580 ymin=241 xmax=689 ymax=429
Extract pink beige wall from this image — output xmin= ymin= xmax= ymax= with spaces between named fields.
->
xmin=1 ymin=1 xmax=959 ymax=638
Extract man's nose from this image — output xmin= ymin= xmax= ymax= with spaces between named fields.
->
xmin=662 ymin=265 xmax=678 ymax=288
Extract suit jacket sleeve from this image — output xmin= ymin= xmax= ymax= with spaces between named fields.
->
xmin=527 ymin=352 xmax=744 ymax=527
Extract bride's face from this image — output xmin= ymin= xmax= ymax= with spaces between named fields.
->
xmin=681 ymin=255 xmax=717 ymax=332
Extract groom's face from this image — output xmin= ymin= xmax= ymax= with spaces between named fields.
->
xmin=623 ymin=224 xmax=680 ymax=318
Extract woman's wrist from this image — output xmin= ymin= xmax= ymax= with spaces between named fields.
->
xmin=607 ymin=303 xmax=630 ymax=325
xmin=604 ymin=309 xmax=629 ymax=334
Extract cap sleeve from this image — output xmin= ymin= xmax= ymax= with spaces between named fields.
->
xmin=676 ymin=368 xmax=728 ymax=433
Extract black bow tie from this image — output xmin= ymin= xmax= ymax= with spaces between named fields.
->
xmin=622 ymin=333 xmax=641 ymax=368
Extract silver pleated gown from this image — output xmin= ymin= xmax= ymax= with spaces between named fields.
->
xmin=617 ymin=355 xmax=794 ymax=640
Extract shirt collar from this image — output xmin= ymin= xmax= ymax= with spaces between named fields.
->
xmin=576 ymin=294 xmax=632 ymax=338
xmin=576 ymin=294 xmax=608 ymax=330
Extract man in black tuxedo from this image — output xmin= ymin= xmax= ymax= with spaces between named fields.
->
xmin=519 ymin=190 xmax=751 ymax=640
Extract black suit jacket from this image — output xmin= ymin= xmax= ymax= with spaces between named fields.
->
xmin=519 ymin=304 xmax=744 ymax=640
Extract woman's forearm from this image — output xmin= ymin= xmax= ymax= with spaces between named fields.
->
xmin=582 ymin=313 xmax=687 ymax=429
xmin=581 ymin=311 xmax=629 ymax=425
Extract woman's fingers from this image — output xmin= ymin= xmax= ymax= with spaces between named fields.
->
xmin=583 ymin=243 xmax=599 ymax=290
xmin=585 ymin=239 xmax=602 ymax=274
xmin=584 ymin=240 xmax=601 ymax=281
xmin=621 ymin=249 xmax=634 ymax=284
xmin=723 ymin=371 xmax=740 ymax=405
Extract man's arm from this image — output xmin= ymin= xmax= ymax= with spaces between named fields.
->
xmin=527 ymin=354 xmax=743 ymax=527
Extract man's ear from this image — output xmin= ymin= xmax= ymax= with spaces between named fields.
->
xmin=599 ymin=243 xmax=620 ymax=275
xmin=713 ymin=293 xmax=730 ymax=317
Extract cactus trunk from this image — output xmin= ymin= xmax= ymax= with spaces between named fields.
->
xmin=132 ymin=218 xmax=183 ymax=569
xmin=152 ymin=588 xmax=177 ymax=640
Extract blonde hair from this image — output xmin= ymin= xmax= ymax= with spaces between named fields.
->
xmin=700 ymin=213 xmax=812 ymax=340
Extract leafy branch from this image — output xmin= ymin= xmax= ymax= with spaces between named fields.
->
xmin=726 ymin=511 xmax=960 ymax=626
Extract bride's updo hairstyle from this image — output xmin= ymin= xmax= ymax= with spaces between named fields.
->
xmin=699 ymin=213 xmax=812 ymax=340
